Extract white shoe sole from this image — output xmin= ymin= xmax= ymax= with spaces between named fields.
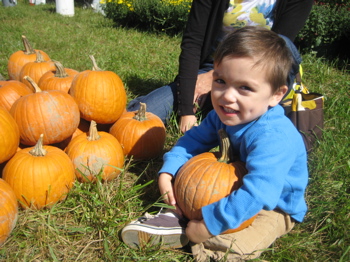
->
xmin=121 ymin=224 xmax=188 ymax=249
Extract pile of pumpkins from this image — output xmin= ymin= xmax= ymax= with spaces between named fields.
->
xmin=0 ymin=35 xmax=256 ymax=247
xmin=0 ymin=36 xmax=166 ymax=245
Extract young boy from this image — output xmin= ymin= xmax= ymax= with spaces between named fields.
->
xmin=122 ymin=26 xmax=308 ymax=261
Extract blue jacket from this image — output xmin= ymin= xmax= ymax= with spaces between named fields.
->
xmin=159 ymin=105 xmax=308 ymax=235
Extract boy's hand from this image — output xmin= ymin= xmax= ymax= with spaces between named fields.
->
xmin=158 ymin=173 xmax=183 ymax=216
xmin=158 ymin=173 xmax=175 ymax=205
xmin=186 ymin=219 xmax=213 ymax=244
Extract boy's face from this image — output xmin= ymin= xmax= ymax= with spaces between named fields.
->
xmin=211 ymin=56 xmax=286 ymax=126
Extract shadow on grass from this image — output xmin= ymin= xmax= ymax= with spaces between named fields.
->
xmin=124 ymin=74 xmax=169 ymax=97
xmin=125 ymin=156 xmax=165 ymax=212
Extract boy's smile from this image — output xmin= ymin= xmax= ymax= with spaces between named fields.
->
xmin=211 ymin=56 xmax=285 ymax=126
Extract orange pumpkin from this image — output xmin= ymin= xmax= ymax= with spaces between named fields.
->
xmin=109 ymin=102 xmax=166 ymax=160
xmin=174 ymin=129 xmax=256 ymax=234
xmin=10 ymin=76 xmax=80 ymax=146
xmin=0 ymin=178 xmax=18 ymax=246
xmin=65 ymin=120 xmax=125 ymax=182
xmin=38 ymin=61 xmax=79 ymax=93
xmin=54 ymin=118 xmax=91 ymax=150
xmin=2 ymin=134 xmax=75 ymax=209
xmin=8 ymin=35 xmax=50 ymax=81
xmin=0 ymin=77 xmax=33 ymax=112
xmin=54 ymin=119 xmax=113 ymax=150
xmin=69 ymin=55 xmax=127 ymax=124
xmin=0 ymin=107 xmax=20 ymax=164
xmin=19 ymin=51 xmax=55 ymax=88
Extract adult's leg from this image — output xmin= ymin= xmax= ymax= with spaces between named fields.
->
xmin=191 ymin=210 xmax=295 ymax=262
xmin=127 ymin=82 xmax=178 ymax=124
xmin=127 ymin=65 xmax=214 ymax=124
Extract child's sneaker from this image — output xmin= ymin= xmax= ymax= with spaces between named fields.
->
xmin=121 ymin=210 xmax=189 ymax=249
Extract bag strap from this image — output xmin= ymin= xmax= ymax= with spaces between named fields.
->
xmin=293 ymin=65 xmax=309 ymax=95
xmin=295 ymin=71 xmax=302 ymax=85
xmin=282 ymin=65 xmax=310 ymax=101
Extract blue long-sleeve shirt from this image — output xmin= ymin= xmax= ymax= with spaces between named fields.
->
xmin=159 ymin=105 xmax=308 ymax=236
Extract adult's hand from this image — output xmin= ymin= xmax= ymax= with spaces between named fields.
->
xmin=178 ymin=71 xmax=213 ymax=133
xmin=179 ymin=115 xmax=198 ymax=133
xmin=193 ymin=70 xmax=214 ymax=107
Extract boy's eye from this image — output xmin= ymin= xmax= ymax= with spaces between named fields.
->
xmin=214 ymin=79 xmax=225 ymax=84
xmin=240 ymin=86 xmax=252 ymax=91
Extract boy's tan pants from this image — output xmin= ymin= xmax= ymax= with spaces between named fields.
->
xmin=191 ymin=209 xmax=295 ymax=261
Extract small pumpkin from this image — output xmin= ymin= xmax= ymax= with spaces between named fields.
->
xmin=7 ymin=35 xmax=50 ymax=81
xmin=19 ymin=51 xmax=55 ymax=88
xmin=2 ymin=134 xmax=75 ymax=209
xmin=174 ymin=129 xmax=256 ymax=234
xmin=38 ymin=61 xmax=79 ymax=93
xmin=109 ymin=102 xmax=166 ymax=160
xmin=0 ymin=178 xmax=18 ymax=246
xmin=0 ymin=107 xmax=20 ymax=164
xmin=10 ymin=76 xmax=80 ymax=146
xmin=65 ymin=120 xmax=125 ymax=182
xmin=69 ymin=55 xmax=127 ymax=124
xmin=0 ymin=75 xmax=33 ymax=112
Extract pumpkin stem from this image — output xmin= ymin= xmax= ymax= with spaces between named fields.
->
xmin=35 ymin=51 xmax=46 ymax=63
xmin=89 ymin=55 xmax=103 ymax=71
xmin=87 ymin=120 xmax=101 ymax=141
xmin=53 ymin=61 xmax=69 ymax=78
xmin=133 ymin=102 xmax=147 ymax=121
xmin=21 ymin=35 xmax=35 ymax=55
xmin=23 ymin=76 xmax=42 ymax=93
xmin=217 ymin=129 xmax=234 ymax=163
xmin=0 ymin=73 xmax=5 ymax=81
xmin=29 ymin=134 xmax=47 ymax=157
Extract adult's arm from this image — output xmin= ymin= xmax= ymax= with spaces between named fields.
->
xmin=272 ymin=0 xmax=314 ymax=41
xmin=176 ymin=0 xmax=213 ymax=116
xmin=176 ymin=0 xmax=228 ymax=116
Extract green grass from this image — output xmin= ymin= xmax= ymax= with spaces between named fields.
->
xmin=1 ymin=1 xmax=349 ymax=261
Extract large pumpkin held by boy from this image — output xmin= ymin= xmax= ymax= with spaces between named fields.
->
xmin=174 ymin=129 xmax=257 ymax=234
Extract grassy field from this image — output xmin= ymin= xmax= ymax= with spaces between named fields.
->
xmin=0 ymin=1 xmax=349 ymax=261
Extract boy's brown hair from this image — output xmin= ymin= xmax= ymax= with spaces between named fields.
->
xmin=214 ymin=26 xmax=293 ymax=93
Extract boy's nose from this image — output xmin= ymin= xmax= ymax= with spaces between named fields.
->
xmin=222 ymin=89 xmax=237 ymax=103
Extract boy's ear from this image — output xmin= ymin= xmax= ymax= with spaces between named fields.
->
xmin=269 ymin=85 xmax=288 ymax=107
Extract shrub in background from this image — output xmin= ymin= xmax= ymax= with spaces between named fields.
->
xmin=314 ymin=0 xmax=350 ymax=8
xmin=295 ymin=1 xmax=350 ymax=57
xmin=103 ymin=0 xmax=135 ymax=26
xmin=104 ymin=0 xmax=191 ymax=35
xmin=104 ymin=0 xmax=350 ymax=57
